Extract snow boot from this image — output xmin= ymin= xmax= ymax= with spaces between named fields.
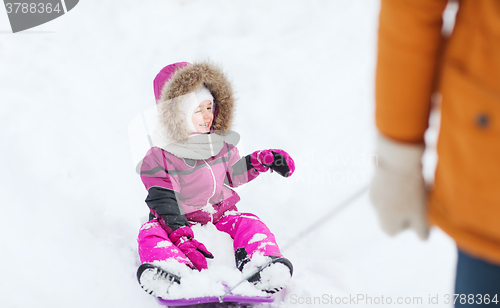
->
xmin=136 ymin=263 xmax=181 ymax=298
xmin=246 ymin=256 xmax=293 ymax=294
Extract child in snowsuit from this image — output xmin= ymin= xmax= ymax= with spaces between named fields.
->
xmin=136 ymin=61 xmax=295 ymax=297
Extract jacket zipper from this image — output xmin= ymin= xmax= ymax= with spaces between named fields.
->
xmin=203 ymin=159 xmax=217 ymax=223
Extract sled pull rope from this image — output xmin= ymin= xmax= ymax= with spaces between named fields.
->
xmin=280 ymin=184 xmax=369 ymax=252
xmin=220 ymin=184 xmax=370 ymax=301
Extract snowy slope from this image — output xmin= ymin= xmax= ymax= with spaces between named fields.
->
xmin=0 ymin=1 xmax=455 ymax=307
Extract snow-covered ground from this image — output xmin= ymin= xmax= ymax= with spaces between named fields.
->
xmin=0 ymin=1 xmax=456 ymax=307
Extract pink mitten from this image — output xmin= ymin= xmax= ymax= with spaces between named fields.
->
xmin=251 ymin=149 xmax=295 ymax=177
xmin=169 ymin=226 xmax=214 ymax=271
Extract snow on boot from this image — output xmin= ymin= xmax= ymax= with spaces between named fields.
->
xmin=137 ymin=263 xmax=181 ymax=298
xmin=246 ymin=256 xmax=293 ymax=294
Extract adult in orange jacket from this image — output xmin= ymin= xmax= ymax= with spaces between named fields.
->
xmin=370 ymin=0 xmax=500 ymax=299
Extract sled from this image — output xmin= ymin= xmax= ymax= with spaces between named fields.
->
xmin=157 ymin=293 xmax=274 ymax=306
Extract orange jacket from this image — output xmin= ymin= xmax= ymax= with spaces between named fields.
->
xmin=376 ymin=0 xmax=500 ymax=264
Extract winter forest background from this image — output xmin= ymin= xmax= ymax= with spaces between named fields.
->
xmin=0 ymin=1 xmax=457 ymax=307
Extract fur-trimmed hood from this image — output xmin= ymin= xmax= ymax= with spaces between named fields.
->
xmin=155 ymin=61 xmax=235 ymax=142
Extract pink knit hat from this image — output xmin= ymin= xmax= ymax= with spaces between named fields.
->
xmin=153 ymin=62 xmax=190 ymax=101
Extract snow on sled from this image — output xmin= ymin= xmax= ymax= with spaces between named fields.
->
xmin=137 ymin=223 xmax=284 ymax=307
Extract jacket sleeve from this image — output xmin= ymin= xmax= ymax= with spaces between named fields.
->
xmin=224 ymin=143 xmax=262 ymax=188
xmin=376 ymin=0 xmax=448 ymax=142
xmin=140 ymin=147 xmax=189 ymax=234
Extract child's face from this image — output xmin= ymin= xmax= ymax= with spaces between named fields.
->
xmin=191 ymin=100 xmax=213 ymax=133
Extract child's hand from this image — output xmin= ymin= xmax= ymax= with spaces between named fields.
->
xmin=169 ymin=226 xmax=214 ymax=271
xmin=251 ymin=149 xmax=295 ymax=178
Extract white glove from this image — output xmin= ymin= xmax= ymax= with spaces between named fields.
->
xmin=369 ymin=133 xmax=429 ymax=240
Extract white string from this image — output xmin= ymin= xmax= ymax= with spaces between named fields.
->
xmin=219 ymin=184 xmax=370 ymax=301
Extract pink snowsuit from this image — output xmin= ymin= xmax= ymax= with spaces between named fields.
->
xmin=137 ymin=143 xmax=283 ymax=269
xmin=137 ymin=62 xmax=284 ymax=271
